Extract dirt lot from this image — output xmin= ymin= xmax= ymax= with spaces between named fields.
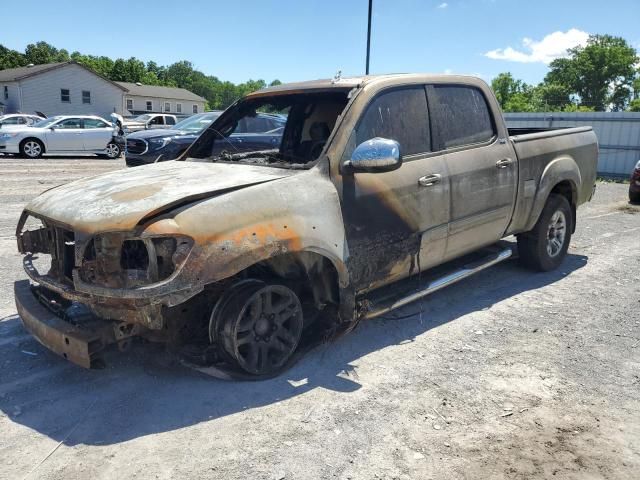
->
xmin=0 ymin=157 xmax=638 ymax=480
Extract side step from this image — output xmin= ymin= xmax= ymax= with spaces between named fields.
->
xmin=361 ymin=244 xmax=513 ymax=320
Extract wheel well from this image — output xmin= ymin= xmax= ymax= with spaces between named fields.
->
xmin=550 ymin=180 xmax=577 ymax=232
xmin=20 ymin=137 xmax=45 ymax=153
xmin=245 ymin=252 xmax=340 ymax=310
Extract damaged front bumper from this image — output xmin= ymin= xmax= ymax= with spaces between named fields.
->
xmin=13 ymin=280 xmax=141 ymax=368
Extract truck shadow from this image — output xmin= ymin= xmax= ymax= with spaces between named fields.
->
xmin=0 ymin=253 xmax=587 ymax=446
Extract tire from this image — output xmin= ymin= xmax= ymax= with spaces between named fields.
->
xmin=517 ymin=194 xmax=572 ymax=272
xmin=630 ymin=188 xmax=640 ymax=205
xmin=213 ymin=281 xmax=304 ymax=377
xmin=104 ymin=141 xmax=121 ymax=159
xmin=20 ymin=138 xmax=44 ymax=159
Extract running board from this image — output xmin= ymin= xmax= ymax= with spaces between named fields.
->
xmin=362 ymin=245 xmax=513 ymax=320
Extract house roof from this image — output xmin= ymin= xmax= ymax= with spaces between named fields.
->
xmin=116 ymin=82 xmax=206 ymax=102
xmin=0 ymin=61 xmax=128 ymax=90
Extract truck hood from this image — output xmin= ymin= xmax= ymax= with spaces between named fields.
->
xmin=25 ymin=161 xmax=297 ymax=233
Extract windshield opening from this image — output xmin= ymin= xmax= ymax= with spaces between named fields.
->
xmin=172 ymin=112 xmax=220 ymax=133
xmin=32 ymin=117 xmax=60 ymax=128
xmin=187 ymin=91 xmax=350 ymax=168
xmin=132 ymin=114 xmax=153 ymax=122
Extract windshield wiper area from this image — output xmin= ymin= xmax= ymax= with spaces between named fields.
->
xmin=210 ymin=149 xmax=311 ymax=169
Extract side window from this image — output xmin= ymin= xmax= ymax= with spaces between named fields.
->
xmin=355 ymin=87 xmax=431 ymax=156
xmin=165 ymin=116 xmax=175 ymax=125
xmin=4 ymin=117 xmax=20 ymax=125
xmin=150 ymin=116 xmax=163 ymax=125
xmin=84 ymin=118 xmax=108 ymax=129
xmin=427 ymin=85 xmax=496 ymax=150
xmin=56 ymin=118 xmax=82 ymax=129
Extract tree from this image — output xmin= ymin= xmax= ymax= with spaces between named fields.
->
xmin=546 ymin=34 xmax=638 ymax=111
xmin=0 ymin=45 xmax=26 ymax=69
xmin=24 ymin=41 xmax=69 ymax=64
xmin=491 ymin=73 xmax=526 ymax=109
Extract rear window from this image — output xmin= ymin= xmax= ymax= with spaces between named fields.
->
xmin=356 ymin=87 xmax=431 ymax=156
xmin=428 ymin=85 xmax=495 ymax=150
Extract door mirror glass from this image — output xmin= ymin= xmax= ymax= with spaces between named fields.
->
xmin=348 ymin=137 xmax=402 ymax=173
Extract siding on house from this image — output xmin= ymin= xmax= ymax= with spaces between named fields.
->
xmin=124 ymin=94 xmax=204 ymax=115
xmin=0 ymin=81 xmax=20 ymax=112
xmin=19 ymin=63 xmax=124 ymax=118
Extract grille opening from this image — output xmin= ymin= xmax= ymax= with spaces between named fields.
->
xmin=120 ymin=240 xmax=149 ymax=270
xmin=62 ymin=230 xmax=75 ymax=281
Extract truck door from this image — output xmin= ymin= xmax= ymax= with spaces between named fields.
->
xmin=337 ymin=86 xmax=450 ymax=292
xmin=426 ymin=84 xmax=517 ymax=260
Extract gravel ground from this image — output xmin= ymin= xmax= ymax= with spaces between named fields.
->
xmin=0 ymin=157 xmax=638 ymax=480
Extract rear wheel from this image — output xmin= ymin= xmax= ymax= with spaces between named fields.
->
xmin=214 ymin=282 xmax=304 ymax=377
xmin=105 ymin=141 xmax=121 ymax=159
xmin=630 ymin=188 xmax=640 ymax=204
xmin=518 ymin=194 xmax=572 ymax=272
xmin=20 ymin=138 xmax=44 ymax=158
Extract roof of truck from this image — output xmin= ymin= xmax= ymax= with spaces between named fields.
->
xmin=247 ymin=73 xmax=485 ymax=98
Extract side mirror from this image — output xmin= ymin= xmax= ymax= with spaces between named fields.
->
xmin=346 ymin=137 xmax=402 ymax=173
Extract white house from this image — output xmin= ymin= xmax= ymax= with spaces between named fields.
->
xmin=117 ymin=82 xmax=206 ymax=116
xmin=0 ymin=61 xmax=206 ymax=119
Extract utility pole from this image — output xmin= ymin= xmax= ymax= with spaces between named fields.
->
xmin=366 ymin=0 xmax=372 ymax=75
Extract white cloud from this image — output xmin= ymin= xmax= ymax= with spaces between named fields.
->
xmin=437 ymin=2 xmax=448 ymax=9
xmin=484 ymin=28 xmax=589 ymax=64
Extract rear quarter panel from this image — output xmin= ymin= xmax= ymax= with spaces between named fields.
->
xmin=506 ymin=127 xmax=598 ymax=234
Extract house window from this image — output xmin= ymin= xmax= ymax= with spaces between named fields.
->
xmin=146 ymin=101 xmax=152 ymax=111
xmin=192 ymin=105 xmax=198 ymax=114
xmin=3 ymin=86 xmax=7 ymax=100
xmin=164 ymin=102 xmax=171 ymax=112
xmin=126 ymin=98 xmax=133 ymax=111
xmin=82 ymin=90 xmax=91 ymax=104
xmin=60 ymin=89 xmax=70 ymax=103
xmin=176 ymin=103 xmax=182 ymax=113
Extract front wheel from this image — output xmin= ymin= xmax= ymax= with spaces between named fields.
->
xmin=517 ymin=194 xmax=572 ymax=272
xmin=214 ymin=282 xmax=304 ymax=377
xmin=20 ymin=139 xmax=44 ymax=159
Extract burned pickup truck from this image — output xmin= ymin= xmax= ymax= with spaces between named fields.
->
xmin=15 ymin=74 xmax=598 ymax=377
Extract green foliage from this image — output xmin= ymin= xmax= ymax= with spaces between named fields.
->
xmin=0 ymin=41 xmax=280 ymax=110
xmin=491 ymin=34 xmax=639 ymax=113
xmin=546 ymin=34 xmax=638 ymax=111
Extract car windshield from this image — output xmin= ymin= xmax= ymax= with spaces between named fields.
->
xmin=172 ymin=113 xmax=220 ymax=133
xmin=32 ymin=117 xmax=60 ymax=128
xmin=187 ymin=91 xmax=350 ymax=168
xmin=132 ymin=114 xmax=153 ymax=122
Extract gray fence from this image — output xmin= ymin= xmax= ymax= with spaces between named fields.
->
xmin=504 ymin=112 xmax=640 ymax=177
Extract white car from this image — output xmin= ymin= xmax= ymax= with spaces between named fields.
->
xmin=122 ymin=113 xmax=178 ymax=133
xmin=0 ymin=113 xmax=44 ymax=129
xmin=0 ymin=115 xmax=120 ymax=159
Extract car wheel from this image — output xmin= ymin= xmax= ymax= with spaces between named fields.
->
xmin=517 ymin=194 xmax=572 ymax=272
xmin=20 ymin=139 xmax=44 ymax=159
xmin=105 ymin=142 xmax=121 ymax=159
xmin=213 ymin=281 xmax=304 ymax=377
xmin=630 ymin=188 xmax=640 ymax=205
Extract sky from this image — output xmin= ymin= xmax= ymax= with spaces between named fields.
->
xmin=1 ymin=0 xmax=639 ymax=85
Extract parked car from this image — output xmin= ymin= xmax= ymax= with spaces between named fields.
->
xmin=125 ymin=112 xmax=221 ymax=166
xmin=629 ymin=159 xmax=640 ymax=204
xmin=14 ymin=74 xmax=598 ymax=377
xmin=122 ymin=113 xmax=178 ymax=133
xmin=0 ymin=115 xmax=120 ymax=158
xmin=0 ymin=113 xmax=44 ymax=129
xmin=125 ymin=111 xmax=286 ymax=167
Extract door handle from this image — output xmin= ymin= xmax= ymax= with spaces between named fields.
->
xmin=496 ymin=158 xmax=513 ymax=168
xmin=418 ymin=174 xmax=441 ymax=187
